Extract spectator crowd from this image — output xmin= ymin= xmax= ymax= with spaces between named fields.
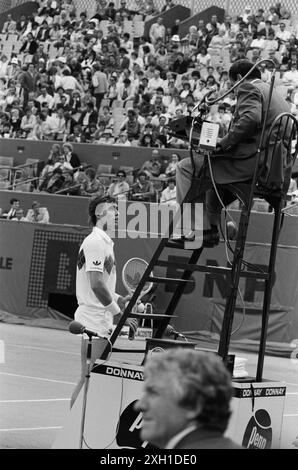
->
xmin=0 ymin=0 xmax=297 ymax=150
xmin=0 ymin=196 xmax=50 ymax=222
xmin=0 ymin=0 xmax=298 ymax=205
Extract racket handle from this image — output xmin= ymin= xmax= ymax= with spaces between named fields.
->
xmin=144 ymin=303 xmax=153 ymax=315
xmin=129 ymin=324 xmax=136 ymax=340
xmin=144 ymin=303 xmax=153 ymax=330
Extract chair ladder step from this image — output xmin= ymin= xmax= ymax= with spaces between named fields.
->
xmin=164 ymin=240 xmax=196 ymax=249
xmin=147 ymin=275 xmax=195 ymax=285
xmin=128 ymin=313 xmax=178 ymax=321
xmin=155 ymin=260 xmax=269 ymax=279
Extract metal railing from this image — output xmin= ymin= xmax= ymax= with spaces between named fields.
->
xmin=0 ymin=0 xmax=30 ymax=14
xmin=1 ymin=0 xmax=297 ymax=20
xmin=71 ymin=0 xmax=298 ymax=18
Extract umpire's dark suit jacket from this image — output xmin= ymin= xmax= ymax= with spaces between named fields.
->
xmin=212 ymin=79 xmax=290 ymax=187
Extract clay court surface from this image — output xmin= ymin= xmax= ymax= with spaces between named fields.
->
xmin=0 ymin=323 xmax=297 ymax=449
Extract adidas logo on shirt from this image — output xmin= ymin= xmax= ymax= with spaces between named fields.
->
xmin=93 ymin=260 xmax=102 ymax=266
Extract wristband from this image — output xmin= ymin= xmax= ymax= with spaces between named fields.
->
xmin=106 ymin=299 xmax=121 ymax=316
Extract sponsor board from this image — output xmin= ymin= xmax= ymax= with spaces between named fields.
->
xmin=242 ymin=409 xmax=272 ymax=449
xmin=52 ymin=362 xmax=286 ymax=449
xmin=234 ymin=386 xmax=286 ymax=398
xmin=226 ymin=381 xmax=286 ymax=449
xmin=52 ymin=361 xmax=147 ymax=449
xmin=94 ymin=364 xmax=144 ymax=381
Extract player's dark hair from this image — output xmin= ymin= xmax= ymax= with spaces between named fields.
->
xmin=88 ymin=194 xmax=116 ymax=226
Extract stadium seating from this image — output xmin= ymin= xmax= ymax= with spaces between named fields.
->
xmin=96 ymin=163 xmax=115 ymax=187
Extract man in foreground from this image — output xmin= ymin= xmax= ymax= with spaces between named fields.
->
xmin=135 ymin=348 xmax=242 ymax=449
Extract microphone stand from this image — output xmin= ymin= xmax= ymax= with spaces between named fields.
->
xmin=79 ymin=334 xmax=93 ymax=449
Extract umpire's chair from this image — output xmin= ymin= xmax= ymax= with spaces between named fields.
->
xmin=99 ymin=111 xmax=298 ymax=382
xmin=199 ymin=112 xmax=298 ymax=380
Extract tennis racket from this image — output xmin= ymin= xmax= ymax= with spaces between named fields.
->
xmin=122 ymin=257 xmax=153 ymax=337
xmin=122 ymin=257 xmax=153 ymax=298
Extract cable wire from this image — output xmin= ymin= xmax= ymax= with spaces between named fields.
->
xmin=231 ymin=287 xmax=246 ymax=336
xmin=80 ymin=339 xmax=120 ymax=450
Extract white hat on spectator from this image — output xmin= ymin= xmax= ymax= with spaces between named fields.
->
xmin=10 ymin=58 xmax=18 ymax=65
xmin=57 ymin=56 xmax=67 ymax=64
xmin=171 ymin=35 xmax=180 ymax=42
xmin=63 ymin=142 xmax=73 ymax=152
xmin=103 ymin=128 xmax=113 ymax=135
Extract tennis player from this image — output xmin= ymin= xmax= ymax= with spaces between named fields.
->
xmin=70 ymin=194 xmax=137 ymax=407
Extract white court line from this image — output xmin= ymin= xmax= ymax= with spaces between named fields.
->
xmin=0 ymin=426 xmax=62 ymax=432
xmin=0 ymin=372 xmax=76 ymax=386
xmin=8 ymin=344 xmax=80 ymax=356
xmin=0 ymin=399 xmax=70 ymax=403
xmin=284 ymin=414 xmax=298 ymax=417
xmin=286 ymin=392 xmax=298 ymax=395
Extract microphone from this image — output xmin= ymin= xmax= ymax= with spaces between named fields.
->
xmin=69 ymin=320 xmax=99 ymax=338
xmin=164 ymin=325 xmax=186 ymax=340
xmin=193 ymin=87 xmax=217 ymax=112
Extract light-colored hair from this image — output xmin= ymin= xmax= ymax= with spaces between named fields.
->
xmin=63 ymin=142 xmax=73 ymax=152
xmin=144 ymin=348 xmax=233 ymax=432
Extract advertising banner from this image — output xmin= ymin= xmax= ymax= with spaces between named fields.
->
xmin=227 ymin=382 xmax=286 ymax=449
xmin=52 ymin=360 xmax=286 ymax=449
xmin=1 ymin=217 xmax=298 ymax=340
